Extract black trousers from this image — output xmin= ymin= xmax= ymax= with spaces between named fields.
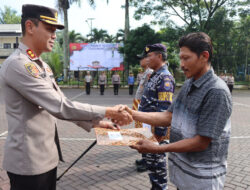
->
xmin=7 ymin=167 xmax=57 ymax=190
xmin=86 ymin=82 xmax=91 ymax=94
xmin=100 ymin=84 xmax=105 ymax=95
xmin=113 ymin=84 xmax=119 ymax=95
xmin=129 ymin=85 xmax=134 ymax=95
xmin=228 ymin=84 xmax=233 ymax=93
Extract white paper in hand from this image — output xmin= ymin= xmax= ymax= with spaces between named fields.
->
xmin=142 ymin=123 xmax=151 ymax=131
xmin=108 ymin=131 xmax=123 ymax=140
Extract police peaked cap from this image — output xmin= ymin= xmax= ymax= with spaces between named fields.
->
xmin=22 ymin=4 xmax=64 ymax=30
xmin=144 ymin=44 xmax=167 ymax=54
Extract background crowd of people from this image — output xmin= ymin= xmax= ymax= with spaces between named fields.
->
xmin=219 ymin=73 xmax=235 ymax=93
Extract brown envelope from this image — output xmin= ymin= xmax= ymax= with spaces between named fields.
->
xmin=94 ymin=128 xmax=157 ymax=146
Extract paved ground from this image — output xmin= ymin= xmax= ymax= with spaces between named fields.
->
xmin=0 ymin=88 xmax=250 ymax=190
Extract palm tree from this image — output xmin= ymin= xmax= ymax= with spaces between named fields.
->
xmin=87 ymin=28 xmax=108 ymax=42
xmin=69 ymin=30 xmax=86 ymax=43
xmin=57 ymin=0 xmax=95 ymax=82
xmin=124 ymin=0 xmax=130 ymax=41
xmin=57 ymin=0 xmax=109 ymax=82
xmin=116 ymin=29 xmax=125 ymax=43
xmin=105 ymin=34 xmax=116 ymax=43
xmin=124 ymin=0 xmax=132 ymax=78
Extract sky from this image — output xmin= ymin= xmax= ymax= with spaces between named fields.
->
xmin=0 ymin=0 xmax=177 ymax=37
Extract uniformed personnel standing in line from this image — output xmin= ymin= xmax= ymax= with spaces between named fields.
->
xmin=98 ymin=71 xmax=107 ymax=95
xmin=112 ymin=72 xmax=120 ymax=95
xmin=85 ymin=71 xmax=92 ymax=95
xmin=0 ymin=4 xmax=132 ymax=190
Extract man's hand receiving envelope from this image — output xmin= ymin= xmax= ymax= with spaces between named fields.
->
xmin=130 ymin=139 xmax=162 ymax=154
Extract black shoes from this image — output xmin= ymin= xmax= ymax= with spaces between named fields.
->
xmin=135 ymin=159 xmax=144 ymax=165
xmin=135 ymin=159 xmax=147 ymax=172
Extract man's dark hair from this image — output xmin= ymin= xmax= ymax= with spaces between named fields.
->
xmin=154 ymin=51 xmax=167 ymax=62
xmin=178 ymin=32 xmax=213 ymax=62
xmin=21 ymin=18 xmax=39 ymax=35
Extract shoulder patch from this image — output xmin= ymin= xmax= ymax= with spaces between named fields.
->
xmin=24 ymin=63 xmax=40 ymax=78
xmin=164 ymin=81 xmax=172 ymax=90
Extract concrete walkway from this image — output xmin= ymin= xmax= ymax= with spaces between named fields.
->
xmin=0 ymin=89 xmax=250 ymax=190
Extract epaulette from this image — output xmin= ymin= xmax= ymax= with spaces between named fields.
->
xmin=26 ymin=49 xmax=38 ymax=61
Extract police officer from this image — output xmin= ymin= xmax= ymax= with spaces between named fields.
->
xmin=0 ymin=4 xmax=132 ymax=190
xmin=138 ymin=44 xmax=175 ymax=190
xmin=85 ymin=71 xmax=92 ymax=95
xmin=112 ymin=72 xmax=120 ymax=95
xmin=98 ymin=71 xmax=107 ymax=95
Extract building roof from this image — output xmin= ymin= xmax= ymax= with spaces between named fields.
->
xmin=0 ymin=24 xmax=22 ymax=36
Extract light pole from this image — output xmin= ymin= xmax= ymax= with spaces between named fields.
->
xmin=86 ymin=18 xmax=95 ymax=42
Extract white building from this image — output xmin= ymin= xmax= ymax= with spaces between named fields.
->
xmin=0 ymin=24 xmax=22 ymax=67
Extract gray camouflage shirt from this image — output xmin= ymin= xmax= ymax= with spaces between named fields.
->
xmin=135 ymin=68 xmax=153 ymax=100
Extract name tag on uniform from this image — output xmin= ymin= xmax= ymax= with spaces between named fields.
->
xmin=158 ymin=92 xmax=173 ymax=102
xmin=142 ymin=123 xmax=151 ymax=131
xmin=108 ymin=132 xmax=123 ymax=140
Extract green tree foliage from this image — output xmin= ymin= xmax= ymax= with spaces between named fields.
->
xmin=116 ymin=29 xmax=125 ymax=43
xmin=158 ymin=24 xmax=184 ymax=74
xmin=0 ymin=6 xmax=21 ymax=24
xmin=132 ymin=0 xmax=239 ymax=32
xmin=119 ymin=24 xmax=161 ymax=67
xmin=129 ymin=0 xmax=250 ymax=80
xmin=87 ymin=28 xmax=108 ymax=42
xmin=69 ymin=30 xmax=86 ymax=43
xmin=208 ymin=8 xmax=235 ymax=73
xmin=41 ymin=41 xmax=63 ymax=79
xmin=105 ymin=34 xmax=116 ymax=43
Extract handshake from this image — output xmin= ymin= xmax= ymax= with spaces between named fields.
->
xmin=95 ymin=105 xmax=133 ymax=130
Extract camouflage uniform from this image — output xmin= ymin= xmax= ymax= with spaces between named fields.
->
xmin=133 ymin=68 xmax=153 ymax=128
xmin=139 ymin=65 xmax=175 ymax=190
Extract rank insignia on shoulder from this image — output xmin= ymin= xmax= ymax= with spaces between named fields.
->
xmin=26 ymin=49 xmax=37 ymax=60
xmin=24 ymin=63 xmax=40 ymax=78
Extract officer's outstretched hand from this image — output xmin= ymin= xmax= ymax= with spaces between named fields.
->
xmin=105 ymin=105 xmax=133 ymax=126
xmin=94 ymin=120 xmax=120 ymax=130
xmin=130 ymin=139 xmax=161 ymax=154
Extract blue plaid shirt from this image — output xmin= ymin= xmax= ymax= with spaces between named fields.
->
xmin=168 ymin=69 xmax=232 ymax=189
xmin=139 ymin=65 xmax=175 ymax=136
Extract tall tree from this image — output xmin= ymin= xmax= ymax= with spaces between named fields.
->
xmin=0 ymin=6 xmax=21 ymax=24
xmin=57 ymin=0 xmax=109 ymax=82
xmin=57 ymin=0 xmax=95 ymax=82
xmin=132 ymin=0 xmax=240 ymax=32
xmin=120 ymin=24 xmax=161 ymax=67
xmin=124 ymin=0 xmax=130 ymax=41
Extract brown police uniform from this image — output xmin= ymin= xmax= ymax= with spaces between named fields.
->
xmin=0 ymin=5 xmax=106 ymax=178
